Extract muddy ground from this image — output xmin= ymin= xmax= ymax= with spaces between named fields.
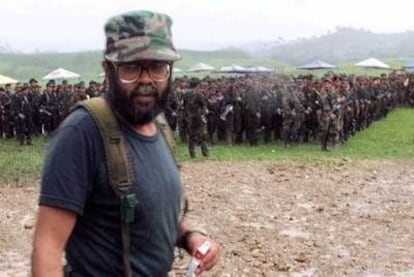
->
xmin=1 ymin=160 xmax=414 ymax=277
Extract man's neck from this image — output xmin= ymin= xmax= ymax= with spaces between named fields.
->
xmin=130 ymin=121 xmax=157 ymax=137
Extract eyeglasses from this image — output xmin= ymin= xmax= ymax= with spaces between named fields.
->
xmin=112 ymin=62 xmax=171 ymax=84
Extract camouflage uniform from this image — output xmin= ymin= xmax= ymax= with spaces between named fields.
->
xmin=317 ymin=81 xmax=336 ymax=151
xmin=185 ymin=89 xmax=209 ymax=158
xmin=243 ymin=88 xmax=261 ymax=146
xmin=0 ymin=87 xmax=7 ymax=138
xmin=282 ymin=87 xmax=301 ymax=147
xmin=13 ymin=86 xmax=33 ymax=145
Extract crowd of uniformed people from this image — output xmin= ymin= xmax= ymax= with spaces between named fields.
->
xmin=1 ymin=71 xmax=413 ymax=153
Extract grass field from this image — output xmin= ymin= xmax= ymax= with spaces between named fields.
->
xmin=0 ymin=136 xmax=47 ymax=185
xmin=0 ymin=108 xmax=412 ymax=184
xmin=175 ymin=108 xmax=414 ymax=161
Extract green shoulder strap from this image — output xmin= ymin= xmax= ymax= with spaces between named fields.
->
xmin=78 ymin=97 xmax=134 ymax=194
xmin=76 ymin=97 xmax=135 ymax=277
xmin=154 ymin=112 xmax=178 ymax=165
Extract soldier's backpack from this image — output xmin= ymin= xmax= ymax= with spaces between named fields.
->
xmin=73 ymin=96 xmax=177 ymax=277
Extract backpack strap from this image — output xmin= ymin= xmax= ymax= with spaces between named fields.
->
xmin=77 ymin=97 xmax=134 ymax=194
xmin=75 ymin=97 xmax=136 ymax=277
xmin=154 ymin=112 xmax=178 ymax=166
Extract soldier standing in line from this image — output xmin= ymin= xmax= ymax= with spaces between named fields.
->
xmin=14 ymin=84 xmax=33 ymax=145
xmin=0 ymin=86 xmax=7 ymax=138
xmin=165 ymin=87 xmax=178 ymax=132
xmin=232 ymin=83 xmax=244 ymax=144
xmin=29 ymin=78 xmax=43 ymax=136
xmin=86 ymin=81 xmax=99 ymax=98
xmin=281 ymin=83 xmax=302 ymax=147
xmin=260 ymin=88 xmax=274 ymax=144
xmin=215 ymin=87 xmax=226 ymax=142
xmin=4 ymin=83 xmax=15 ymax=138
xmin=301 ymin=76 xmax=320 ymax=142
xmin=271 ymin=84 xmax=284 ymax=141
xmin=317 ymin=78 xmax=336 ymax=151
xmin=206 ymin=90 xmax=220 ymax=145
xmin=40 ymin=80 xmax=57 ymax=135
xmin=221 ymin=82 xmax=236 ymax=145
xmin=60 ymin=80 xmax=74 ymax=117
xmin=407 ymin=74 xmax=414 ymax=106
xmin=185 ymin=82 xmax=209 ymax=158
xmin=244 ymin=87 xmax=261 ymax=146
xmin=71 ymin=82 xmax=89 ymax=104
xmin=174 ymin=79 xmax=188 ymax=142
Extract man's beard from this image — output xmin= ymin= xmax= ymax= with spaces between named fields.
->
xmin=106 ymin=67 xmax=170 ymax=125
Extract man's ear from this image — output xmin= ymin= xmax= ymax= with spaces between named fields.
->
xmin=101 ymin=60 xmax=110 ymax=83
xmin=102 ymin=60 xmax=109 ymax=74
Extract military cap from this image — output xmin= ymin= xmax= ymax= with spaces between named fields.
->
xmin=79 ymin=81 xmax=85 ymax=87
xmin=62 ymin=80 xmax=68 ymax=85
xmin=104 ymin=10 xmax=181 ymax=62
xmin=321 ymin=77 xmax=332 ymax=83
xmin=29 ymin=78 xmax=38 ymax=84
xmin=46 ymin=80 xmax=55 ymax=87
xmin=23 ymin=82 xmax=29 ymax=88
xmin=304 ymin=74 xmax=314 ymax=80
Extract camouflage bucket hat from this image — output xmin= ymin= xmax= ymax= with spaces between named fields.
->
xmin=104 ymin=10 xmax=181 ymax=62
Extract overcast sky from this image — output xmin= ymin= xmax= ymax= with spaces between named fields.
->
xmin=1 ymin=0 xmax=413 ymax=53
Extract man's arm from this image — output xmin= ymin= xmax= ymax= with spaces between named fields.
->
xmin=31 ymin=206 xmax=77 ymax=277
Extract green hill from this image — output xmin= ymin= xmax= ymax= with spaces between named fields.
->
xmin=261 ymin=27 xmax=414 ymax=64
xmin=0 ymin=51 xmax=103 ymax=83
xmin=0 ymin=46 xmax=410 ymax=84
xmin=0 ymin=49 xmax=289 ymax=84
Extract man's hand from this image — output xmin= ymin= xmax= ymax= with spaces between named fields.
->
xmin=187 ymin=232 xmax=221 ymax=275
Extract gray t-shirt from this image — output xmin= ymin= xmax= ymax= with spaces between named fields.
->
xmin=40 ymin=108 xmax=183 ymax=276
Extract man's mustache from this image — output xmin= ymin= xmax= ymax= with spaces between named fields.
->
xmin=130 ymin=85 xmax=158 ymax=98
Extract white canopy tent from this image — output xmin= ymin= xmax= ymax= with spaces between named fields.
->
xmin=354 ymin=58 xmax=390 ymax=69
xmin=404 ymin=58 xmax=414 ymax=69
xmin=245 ymin=66 xmax=273 ymax=73
xmin=43 ymin=68 xmax=81 ymax=80
xmin=187 ymin=62 xmax=214 ymax=72
xmin=297 ymin=60 xmax=336 ymax=70
xmin=0 ymin=74 xmax=18 ymax=85
xmin=172 ymin=67 xmax=183 ymax=73
xmin=172 ymin=67 xmax=184 ymax=79
xmin=218 ymin=64 xmax=247 ymax=73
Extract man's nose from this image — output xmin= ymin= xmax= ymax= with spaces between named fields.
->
xmin=138 ymin=69 xmax=153 ymax=84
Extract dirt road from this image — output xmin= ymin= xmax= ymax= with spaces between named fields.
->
xmin=1 ymin=160 xmax=413 ymax=276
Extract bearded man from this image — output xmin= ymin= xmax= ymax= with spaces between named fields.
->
xmin=31 ymin=10 xmax=220 ymax=277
